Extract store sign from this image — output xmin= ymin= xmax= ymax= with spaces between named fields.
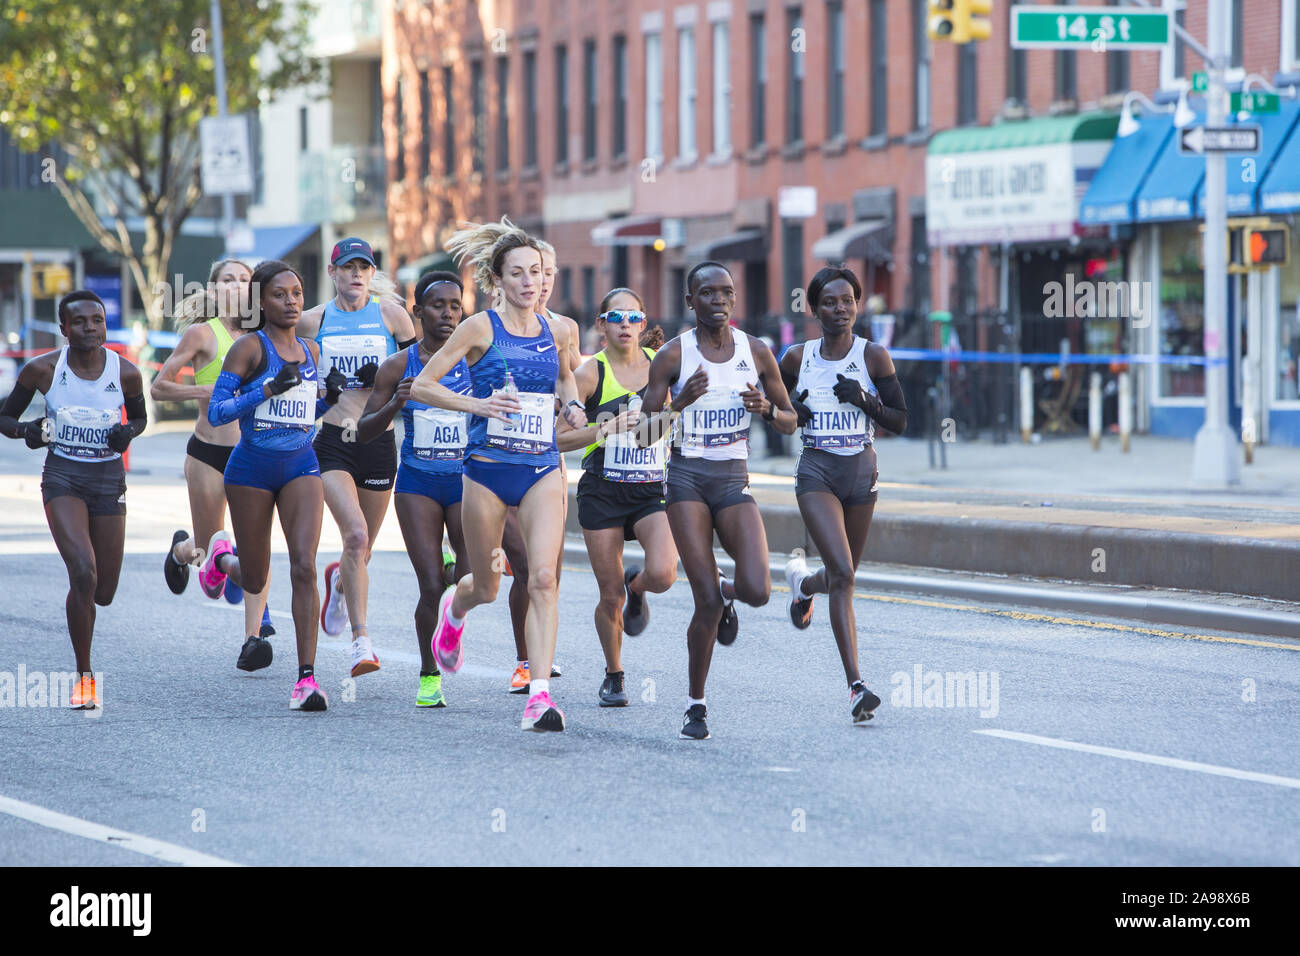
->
xmin=778 ymin=186 xmax=818 ymax=219
xmin=926 ymin=141 xmax=1110 ymax=246
xmin=199 ymin=115 xmax=253 ymax=196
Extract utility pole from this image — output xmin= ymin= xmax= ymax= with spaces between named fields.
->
xmin=209 ymin=0 xmax=235 ymax=248
xmin=1191 ymin=0 xmax=1241 ymax=485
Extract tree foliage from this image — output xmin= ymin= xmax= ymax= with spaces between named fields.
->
xmin=0 ymin=0 xmax=321 ymax=326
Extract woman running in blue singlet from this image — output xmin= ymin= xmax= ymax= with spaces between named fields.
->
xmin=779 ymin=266 xmax=907 ymax=724
xmin=206 ymin=260 xmax=347 ymax=711
xmin=358 ymin=271 xmax=470 ymax=709
xmin=0 ymin=290 xmax=147 ymax=710
xmin=411 ymin=222 xmax=586 ymax=732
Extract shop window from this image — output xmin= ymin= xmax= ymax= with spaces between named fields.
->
xmin=1277 ymin=231 xmax=1300 ymax=400
xmin=1158 ymin=224 xmax=1205 ymax=398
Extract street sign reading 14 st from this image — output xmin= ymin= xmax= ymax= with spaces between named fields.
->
xmin=1011 ymin=6 xmax=1171 ymax=50
xmin=1178 ymin=125 xmax=1262 ymax=155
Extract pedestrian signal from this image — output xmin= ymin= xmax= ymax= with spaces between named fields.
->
xmin=1245 ymin=225 xmax=1288 ymax=267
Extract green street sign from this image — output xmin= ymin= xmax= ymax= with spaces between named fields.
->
xmin=1231 ymin=92 xmax=1280 ymax=115
xmin=1011 ymin=6 xmax=1172 ymax=50
xmin=1192 ymin=72 xmax=1208 ymax=92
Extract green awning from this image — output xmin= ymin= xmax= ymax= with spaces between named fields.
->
xmin=928 ymin=112 xmax=1119 ymax=154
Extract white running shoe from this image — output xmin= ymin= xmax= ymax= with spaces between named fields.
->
xmin=321 ymin=561 xmax=348 ymax=636
xmin=350 ymin=633 xmax=380 ymax=677
xmin=785 ymin=552 xmax=814 ymax=630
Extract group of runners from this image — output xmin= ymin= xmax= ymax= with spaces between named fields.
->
xmin=0 ymin=220 xmax=908 ymax=738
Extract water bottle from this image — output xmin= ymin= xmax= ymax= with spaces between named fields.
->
xmin=627 ymin=394 xmax=643 ymax=417
xmin=501 ymin=370 xmax=521 ymax=426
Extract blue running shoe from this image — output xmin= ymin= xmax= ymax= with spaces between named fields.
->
xmin=259 ymin=604 xmax=275 ymax=638
xmin=223 ymin=548 xmax=244 ymax=604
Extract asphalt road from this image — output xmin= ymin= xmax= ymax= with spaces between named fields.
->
xmin=0 ymin=434 xmax=1298 ymax=866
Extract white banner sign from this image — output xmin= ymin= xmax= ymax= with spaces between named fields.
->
xmin=199 ymin=115 xmax=253 ymax=196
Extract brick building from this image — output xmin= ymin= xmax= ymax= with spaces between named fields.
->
xmin=382 ymin=1 xmax=1300 ymax=442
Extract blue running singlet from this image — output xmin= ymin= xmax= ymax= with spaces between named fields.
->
xmin=315 ymin=297 xmax=397 ymax=390
xmin=399 ymin=343 xmax=472 ymax=477
xmin=465 ymin=309 xmax=560 ymax=467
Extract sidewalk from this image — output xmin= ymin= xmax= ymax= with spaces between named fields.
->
xmin=732 ymin=434 xmax=1300 ymax=602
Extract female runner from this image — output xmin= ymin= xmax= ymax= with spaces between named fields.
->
xmin=411 ymin=223 xmax=585 ymax=732
xmin=298 ymin=238 xmax=416 ymax=678
xmin=0 ymin=290 xmax=147 ymax=708
xmin=206 ymin=260 xmax=347 ymax=710
xmin=638 ymin=261 xmax=796 ymax=740
xmin=357 ymin=271 xmax=470 ymax=708
xmin=556 ymin=287 xmax=676 ymax=706
xmin=779 ymin=266 xmax=906 ymax=723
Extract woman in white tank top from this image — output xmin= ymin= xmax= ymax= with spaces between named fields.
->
xmin=778 ymin=266 xmax=908 ymax=725
xmin=637 ymin=261 xmax=797 ymax=741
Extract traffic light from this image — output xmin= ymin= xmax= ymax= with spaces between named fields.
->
xmin=928 ymin=0 xmax=993 ymax=44
xmin=1245 ymin=224 xmax=1289 ymax=267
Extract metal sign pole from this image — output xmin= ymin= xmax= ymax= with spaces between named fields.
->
xmin=210 ymin=0 xmax=235 ymax=246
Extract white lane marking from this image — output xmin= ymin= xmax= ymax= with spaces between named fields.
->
xmin=0 ymin=793 xmax=242 ymax=867
xmin=765 ymin=767 xmax=799 ymax=773
xmin=975 ymin=729 xmax=1300 ymax=790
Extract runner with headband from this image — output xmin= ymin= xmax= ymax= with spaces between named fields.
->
xmin=0 ymin=290 xmax=147 ymax=708
xmin=412 ymin=221 xmax=586 ymax=732
xmin=780 ymin=266 xmax=905 ymax=723
xmin=637 ymin=261 xmax=796 ymax=740
xmin=556 ymin=287 xmax=675 ymax=707
xmin=357 ymin=271 xmax=469 ymax=708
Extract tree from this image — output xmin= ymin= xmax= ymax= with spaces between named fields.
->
xmin=0 ymin=0 xmax=321 ymax=327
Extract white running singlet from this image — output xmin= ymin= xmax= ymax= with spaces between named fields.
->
xmin=794 ymin=336 xmax=875 ymax=455
xmin=44 ymin=347 xmax=125 ymax=462
xmin=671 ymin=328 xmax=758 ymax=461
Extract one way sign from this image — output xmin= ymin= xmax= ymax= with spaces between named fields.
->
xmin=1178 ymin=125 xmax=1261 ymax=155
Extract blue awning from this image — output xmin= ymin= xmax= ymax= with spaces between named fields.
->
xmin=1079 ymin=113 xmax=1173 ymax=225
xmin=247 ymin=223 xmax=319 ymax=262
xmin=1199 ymin=100 xmax=1300 ymax=215
xmin=1134 ymin=112 xmax=1206 ymax=222
xmin=1259 ymin=102 xmax=1300 ymax=213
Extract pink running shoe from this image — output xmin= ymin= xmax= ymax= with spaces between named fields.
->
xmin=432 ymin=588 xmax=465 ymax=673
xmin=198 ymin=531 xmax=233 ymax=599
xmin=289 ymin=675 xmax=328 ymax=711
xmin=521 ymin=690 xmax=565 ymax=732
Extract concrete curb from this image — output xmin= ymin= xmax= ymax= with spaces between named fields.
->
xmin=563 ymin=487 xmax=1300 ymax=604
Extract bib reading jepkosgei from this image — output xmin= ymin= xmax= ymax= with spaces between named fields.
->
xmin=679 ymin=386 xmax=751 ymax=454
xmin=603 ymin=430 xmax=667 ymax=482
xmin=319 ymin=334 xmax=389 ymax=390
xmin=485 ymin=390 xmax=555 ymax=455
xmin=253 ymin=379 xmax=317 ymax=431
xmin=412 ymin=406 xmax=469 ymax=461
xmin=53 ymin=406 xmax=118 ymax=461
xmin=801 ymin=386 xmax=869 ymax=452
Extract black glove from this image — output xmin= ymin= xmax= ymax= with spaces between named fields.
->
xmin=324 ymin=367 xmax=348 ymax=406
xmin=106 ymin=421 xmax=134 ymax=453
xmin=834 ymin=373 xmax=882 ymax=418
xmin=266 ymin=362 xmax=302 ymax=396
xmin=23 ymin=419 xmax=48 ymax=450
xmin=355 ymin=361 xmax=379 ymax=389
xmin=790 ymin=389 xmax=814 ymax=427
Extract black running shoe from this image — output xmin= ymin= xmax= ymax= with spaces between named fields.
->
xmin=236 ymin=635 xmax=273 ymax=672
xmin=164 ymin=529 xmax=190 ymax=595
xmin=680 ymin=703 xmax=710 ymax=740
xmin=623 ymin=565 xmax=649 ymax=636
xmin=599 ymin=670 xmax=629 ymax=707
xmin=850 ymin=681 xmax=881 ymax=723
xmin=716 ymin=573 xmax=739 ymax=646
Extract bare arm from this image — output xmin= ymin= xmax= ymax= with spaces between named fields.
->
xmin=0 ymin=354 xmax=54 ymax=439
xmin=150 ymin=323 xmax=216 ymax=403
xmin=555 ymin=356 xmax=603 ymax=452
xmin=747 ymin=335 xmax=797 ymax=436
xmin=381 ymin=299 xmax=418 ymax=346
xmin=410 ymin=312 xmax=519 ymax=423
xmin=635 ymin=340 xmax=682 ymax=448
xmin=357 ymin=351 xmax=410 ymax=443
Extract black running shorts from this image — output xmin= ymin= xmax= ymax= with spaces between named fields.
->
xmin=41 ymin=454 xmax=127 ymax=516
xmin=663 ymin=454 xmax=753 ymax=515
xmin=795 ymin=445 xmax=878 ymax=506
xmin=576 ymin=469 xmax=666 ymax=540
xmin=313 ymin=423 xmax=397 ymax=492
xmin=186 ymin=434 xmax=235 ymax=474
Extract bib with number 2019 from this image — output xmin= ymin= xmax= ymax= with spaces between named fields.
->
xmin=412 ymin=406 xmax=469 ymax=461
xmin=485 ymin=391 xmax=554 ymax=454
xmin=53 ymin=406 xmax=118 ymax=460
xmin=603 ymin=432 xmax=666 ymax=482
xmin=801 ymin=386 xmax=868 ymax=451
xmin=254 ymin=380 xmax=316 ymax=431
xmin=681 ymin=388 xmax=750 ymax=453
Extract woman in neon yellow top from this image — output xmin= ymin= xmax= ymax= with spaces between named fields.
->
xmin=150 ymin=259 xmax=276 ymax=669
xmin=556 ymin=287 xmax=678 ymax=708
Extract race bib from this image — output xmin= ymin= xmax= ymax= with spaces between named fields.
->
xmin=53 ymin=406 xmax=117 ymax=460
xmin=801 ymin=386 xmax=867 ymax=451
xmin=254 ymin=379 xmax=316 ymax=431
xmin=679 ymin=387 xmax=750 ymax=455
xmin=485 ymin=390 xmax=554 ymax=454
xmin=412 ymin=406 xmax=468 ymax=461
xmin=603 ymin=431 xmax=666 ymax=483
xmin=320 ymin=334 xmax=387 ymax=389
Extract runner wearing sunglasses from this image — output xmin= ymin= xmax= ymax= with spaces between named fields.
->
xmin=556 ymin=288 xmax=676 ymax=707
xmin=637 ymin=261 xmax=797 ymax=740
xmin=778 ymin=266 xmax=906 ymax=723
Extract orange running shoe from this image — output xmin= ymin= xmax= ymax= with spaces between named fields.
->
xmin=69 ymin=675 xmax=99 ymax=710
xmin=509 ymin=661 xmax=530 ymax=694
xmin=502 ymin=555 xmax=513 ymax=577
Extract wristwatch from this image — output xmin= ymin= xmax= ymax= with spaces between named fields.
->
xmin=761 ymin=401 xmax=776 ymax=422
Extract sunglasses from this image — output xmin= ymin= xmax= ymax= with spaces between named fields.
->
xmin=601 ymin=310 xmax=646 ymax=325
